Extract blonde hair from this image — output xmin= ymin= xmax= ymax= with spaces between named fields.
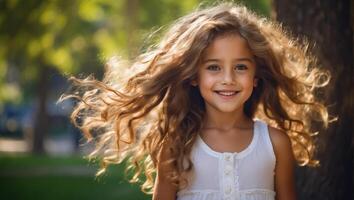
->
xmin=60 ymin=2 xmax=331 ymax=193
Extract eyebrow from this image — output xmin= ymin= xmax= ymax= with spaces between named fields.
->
xmin=203 ymin=58 xmax=255 ymax=63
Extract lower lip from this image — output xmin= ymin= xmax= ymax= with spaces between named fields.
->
xmin=215 ymin=92 xmax=239 ymax=99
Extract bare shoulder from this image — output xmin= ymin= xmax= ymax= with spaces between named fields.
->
xmin=267 ymin=126 xmax=297 ymax=200
xmin=267 ymin=126 xmax=293 ymax=156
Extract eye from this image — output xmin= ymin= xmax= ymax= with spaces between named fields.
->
xmin=206 ymin=64 xmax=220 ymax=71
xmin=234 ymin=64 xmax=248 ymax=71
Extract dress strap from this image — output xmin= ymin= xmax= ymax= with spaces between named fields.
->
xmin=258 ymin=120 xmax=276 ymax=161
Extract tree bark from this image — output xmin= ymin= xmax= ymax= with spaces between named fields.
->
xmin=273 ymin=1 xmax=354 ymax=199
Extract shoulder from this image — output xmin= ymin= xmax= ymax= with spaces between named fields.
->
xmin=267 ymin=126 xmax=297 ymax=199
xmin=267 ymin=126 xmax=293 ymax=158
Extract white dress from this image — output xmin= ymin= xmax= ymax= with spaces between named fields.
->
xmin=177 ymin=120 xmax=276 ymax=200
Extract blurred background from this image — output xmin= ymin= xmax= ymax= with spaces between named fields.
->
xmin=0 ymin=0 xmax=352 ymax=200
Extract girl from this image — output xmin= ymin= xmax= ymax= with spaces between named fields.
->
xmin=61 ymin=2 xmax=330 ymax=200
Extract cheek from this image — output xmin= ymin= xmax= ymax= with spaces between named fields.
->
xmin=240 ymin=75 xmax=256 ymax=87
xmin=197 ymin=74 xmax=215 ymax=87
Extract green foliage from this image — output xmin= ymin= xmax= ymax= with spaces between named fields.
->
xmin=199 ymin=0 xmax=271 ymax=17
xmin=0 ymin=0 xmax=119 ymax=104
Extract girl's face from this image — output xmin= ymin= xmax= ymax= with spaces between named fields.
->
xmin=193 ymin=34 xmax=258 ymax=114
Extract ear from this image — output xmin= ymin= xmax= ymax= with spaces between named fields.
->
xmin=253 ymin=78 xmax=258 ymax=87
xmin=190 ymin=79 xmax=198 ymax=86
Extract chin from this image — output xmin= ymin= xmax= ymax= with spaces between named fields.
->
xmin=215 ymin=106 xmax=243 ymax=113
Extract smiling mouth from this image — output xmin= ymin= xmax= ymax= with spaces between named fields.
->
xmin=214 ymin=91 xmax=240 ymax=96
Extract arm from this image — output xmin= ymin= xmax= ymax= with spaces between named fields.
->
xmin=268 ymin=127 xmax=297 ymax=200
xmin=152 ymin=144 xmax=178 ymax=200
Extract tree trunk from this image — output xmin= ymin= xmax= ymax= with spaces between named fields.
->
xmin=273 ymin=1 xmax=354 ymax=199
xmin=32 ymin=63 xmax=50 ymax=155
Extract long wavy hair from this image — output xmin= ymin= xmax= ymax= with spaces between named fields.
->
xmin=60 ymin=2 xmax=331 ymax=193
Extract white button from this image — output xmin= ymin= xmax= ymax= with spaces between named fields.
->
xmin=225 ymin=155 xmax=231 ymax=161
xmin=225 ymin=165 xmax=232 ymax=175
xmin=225 ymin=186 xmax=232 ymax=194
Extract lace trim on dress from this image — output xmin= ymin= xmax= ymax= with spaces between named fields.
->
xmin=177 ymin=189 xmax=218 ymax=195
xmin=177 ymin=189 xmax=276 ymax=200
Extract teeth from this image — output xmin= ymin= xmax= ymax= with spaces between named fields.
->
xmin=216 ymin=91 xmax=237 ymax=96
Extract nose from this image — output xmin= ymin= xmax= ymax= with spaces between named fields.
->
xmin=221 ymin=68 xmax=235 ymax=85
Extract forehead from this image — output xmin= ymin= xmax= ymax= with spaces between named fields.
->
xmin=201 ymin=34 xmax=253 ymax=60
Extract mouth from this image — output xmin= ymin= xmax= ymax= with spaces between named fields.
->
xmin=214 ymin=91 xmax=240 ymax=97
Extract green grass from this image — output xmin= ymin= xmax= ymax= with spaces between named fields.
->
xmin=0 ymin=154 xmax=151 ymax=200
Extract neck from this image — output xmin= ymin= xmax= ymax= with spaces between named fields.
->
xmin=203 ymin=108 xmax=253 ymax=131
